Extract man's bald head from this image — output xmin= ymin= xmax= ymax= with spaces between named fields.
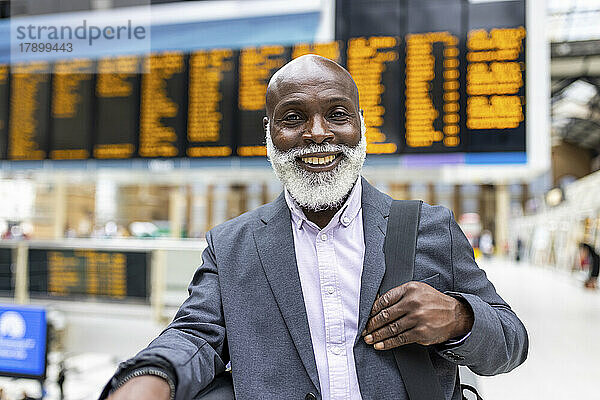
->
xmin=265 ymin=54 xmax=360 ymax=119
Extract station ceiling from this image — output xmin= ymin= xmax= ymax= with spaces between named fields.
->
xmin=549 ymin=0 xmax=600 ymax=154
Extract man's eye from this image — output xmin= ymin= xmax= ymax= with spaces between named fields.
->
xmin=284 ymin=114 xmax=302 ymax=121
xmin=330 ymin=111 xmax=349 ymax=119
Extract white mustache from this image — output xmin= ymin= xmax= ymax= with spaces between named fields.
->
xmin=285 ymin=143 xmax=352 ymax=159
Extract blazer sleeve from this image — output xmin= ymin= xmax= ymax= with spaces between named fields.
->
xmin=109 ymin=229 xmax=229 ymax=398
xmin=436 ymin=210 xmax=529 ymax=376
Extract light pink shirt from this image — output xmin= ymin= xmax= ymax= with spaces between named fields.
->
xmin=284 ymin=178 xmax=364 ymax=400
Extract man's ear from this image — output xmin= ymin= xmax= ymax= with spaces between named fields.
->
xmin=263 ymin=117 xmax=269 ymax=131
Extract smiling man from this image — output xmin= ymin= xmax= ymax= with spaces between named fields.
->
xmin=102 ymin=55 xmax=528 ymax=400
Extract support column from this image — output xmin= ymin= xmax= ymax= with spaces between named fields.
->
xmin=52 ymin=180 xmax=67 ymax=239
xmin=521 ymin=183 xmax=529 ymax=215
xmin=205 ymin=184 xmax=214 ymax=233
xmin=261 ymin=182 xmax=269 ymax=206
xmin=453 ymin=185 xmax=462 ymax=219
xmin=478 ymin=184 xmax=496 ymax=234
xmin=14 ymin=243 xmax=29 ymax=304
xmin=227 ymin=184 xmax=248 ymax=220
xmin=389 ymin=183 xmax=410 ymax=200
xmin=427 ymin=183 xmax=437 ymax=205
xmin=151 ymin=249 xmax=168 ymax=324
xmin=169 ymin=188 xmax=185 ymax=238
xmin=185 ymin=185 xmax=193 ymax=238
xmin=495 ymin=184 xmax=510 ymax=256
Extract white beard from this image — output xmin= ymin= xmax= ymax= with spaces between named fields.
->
xmin=265 ymin=115 xmax=367 ymax=211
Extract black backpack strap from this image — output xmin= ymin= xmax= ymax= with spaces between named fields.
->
xmin=381 ymin=200 xmax=444 ymax=400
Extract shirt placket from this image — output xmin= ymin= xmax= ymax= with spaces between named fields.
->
xmin=316 ymin=226 xmax=350 ymax=400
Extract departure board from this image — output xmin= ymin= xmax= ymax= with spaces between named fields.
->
xmin=347 ymin=37 xmax=401 ymax=154
xmin=0 ymin=0 xmax=526 ymax=162
xmin=405 ymin=0 xmax=463 ymax=152
xmin=28 ymin=249 xmax=148 ymax=301
xmin=187 ymin=49 xmax=237 ymax=157
xmin=50 ymin=59 xmax=94 ymax=160
xmin=139 ymin=52 xmax=187 ymax=158
xmin=0 ymin=65 xmax=8 ymax=159
xmin=8 ymin=62 xmax=51 ymax=160
xmin=466 ymin=1 xmax=526 ymax=152
xmin=237 ymin=45 xmax=291 ymax=156
xmin=94 ymin=56 xmax=141 ymax=159
xmin=0 ymin=248 xmax=12 ymax=294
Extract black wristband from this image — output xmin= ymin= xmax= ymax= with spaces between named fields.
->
xmin=104 ymin=355 xmax=177 ymax=400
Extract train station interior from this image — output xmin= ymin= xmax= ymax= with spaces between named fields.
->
xmin=0 ymin=0 xmax=600 ymax=399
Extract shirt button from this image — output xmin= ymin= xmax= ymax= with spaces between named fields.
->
xmin=320 ymin=234 xmax=328 ymax=241
xmin=342 ymin=216 xmax=350 ymax=224
xmin=325 ymin=286 xmax=335 ymax=294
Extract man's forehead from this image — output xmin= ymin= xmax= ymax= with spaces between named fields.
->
xmin=266 ymin=55 xmax=359 ymax=114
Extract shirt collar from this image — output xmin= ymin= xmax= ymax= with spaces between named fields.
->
xmin=284 ymin=177 xmax=362 ymax=231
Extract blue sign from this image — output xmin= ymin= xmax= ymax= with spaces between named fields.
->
xmin=0 ymin=305 xmax=47 ymax=379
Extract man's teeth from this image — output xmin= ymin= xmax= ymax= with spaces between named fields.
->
xmin=300 ymin=155 xmax=337 ymax=165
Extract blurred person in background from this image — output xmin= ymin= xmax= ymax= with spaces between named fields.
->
xmin=101 ymin=55 xmax=527 ymax=400
xmin=580 ymin=243 xmax=599 ymax=289
xmin=515 ymin=237 xmax=523 ymax=262
xmin=479 ymin=230 xmax=494 ymax=259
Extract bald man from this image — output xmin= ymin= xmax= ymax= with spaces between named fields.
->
xmin=102 ymin=55 xmax=527 ymax=400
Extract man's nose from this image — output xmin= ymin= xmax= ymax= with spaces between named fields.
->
xmin=303 ymin=115 xmax=334 ymax=144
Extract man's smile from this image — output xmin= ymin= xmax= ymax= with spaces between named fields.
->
xmin=296 ymin=151 xmax=343 ymax=172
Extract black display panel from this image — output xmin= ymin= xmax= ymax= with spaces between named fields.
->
xmin=466 ymin=0 xmax=526 ymax=152
xmin=186 ymin=49 xmax=237 ymax=157
xmin=8 ymin=62 xmax=52 ymax=160
xmin=93 ymin=56 xmax=141 ymax=159
xmin=336 ymin=0 xmax=405 ymax=39
xmin=139 ymin=52 xmax=187 ymax=158
xmin=336 ymin=0 xmax=526 ymax=155
xmin=50 ymin=59 xmax=94 ymax=160
xmin=0 ymin=248 xmax=12 ymax=294
xmin=347 ymin=36 xmax=403 ymax=154
xmin=28 ymin=249 xmax=148 ymax=301
xmin=0 ymin=65 xmax=8 ymax=160
xmin=237 ymin=45 xmax=291 ymax=156
xmin=404 ymin=0 xmax=464 ymax=152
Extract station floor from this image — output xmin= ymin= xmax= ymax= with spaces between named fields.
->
xmin=1 ymin=259 xmax=599 ymax=399
xmin=475 ymin=259 xmax=600 ymax=399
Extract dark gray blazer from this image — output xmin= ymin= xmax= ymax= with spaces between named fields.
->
xmin=126 ymin=177 xmax=528 ymax=399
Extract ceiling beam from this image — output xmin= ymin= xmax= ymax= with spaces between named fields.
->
xmin=552 ymin=40 xmax=600 ymax=58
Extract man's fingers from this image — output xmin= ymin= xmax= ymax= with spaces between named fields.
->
xmin=364 ymin=297 xmax=409 ymax=334
xmin=364 ymin=316 xmax=416 ymax=345
xmin=372 ymin=328 xmax=419 ymax=350
xmin=370 ymin=284 xmax=409 ymax=317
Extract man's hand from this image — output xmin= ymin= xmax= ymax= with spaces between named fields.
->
xmin=362 ymin=281 xmax=474 ymax=350
xmin=107 ymin=375 xmax=171 ymax=400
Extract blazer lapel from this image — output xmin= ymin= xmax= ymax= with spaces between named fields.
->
xmin=253 ymin=195 xmax=320 ymax=391
xmin=355 ymin=178 xmax=391 ymax=344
